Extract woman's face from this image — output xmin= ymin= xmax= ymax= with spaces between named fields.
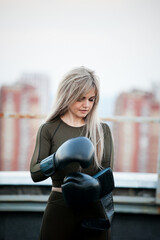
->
xmin=68 ymin=88 xmax=96 ymax=120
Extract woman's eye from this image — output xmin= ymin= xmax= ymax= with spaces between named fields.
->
xmin=89 ymin=98 xmax=95 ymax=102
xmin=77 ymin=97 xmax=95 ymax=102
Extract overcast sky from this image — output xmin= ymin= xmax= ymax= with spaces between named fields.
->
xmin=0 ymin=0 xmax=160 ymax=98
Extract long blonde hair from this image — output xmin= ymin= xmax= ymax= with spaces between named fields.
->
xmin=46 ymin=66 xmax=104 ymax=168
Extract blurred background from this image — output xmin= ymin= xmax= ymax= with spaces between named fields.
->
xmin=0 ymin=0 xmax=160 ymax=173
xmin=0 ymin=1 xmax=160 ymax=240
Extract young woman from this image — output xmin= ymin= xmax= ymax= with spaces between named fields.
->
xmin=30 ymin=66 xmax=114 ymax=240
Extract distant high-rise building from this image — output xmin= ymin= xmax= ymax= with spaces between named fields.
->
xmin=0 ymin=73 xmax=50 ymax=171
xmin=113 ymin=89 xmax=160 ymax=173
xmin=18 ymin=73 xmax=51 ymax=114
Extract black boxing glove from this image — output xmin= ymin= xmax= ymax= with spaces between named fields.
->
xmin=62 ymin=172 xmax=101 ymax=207
xmin=40 ymin=137 xmax=94 ymax=177
xmin=62 ymin=168 xmax=114 ymax=208
xmin=93 ymin=167 xmax=114 ymax=198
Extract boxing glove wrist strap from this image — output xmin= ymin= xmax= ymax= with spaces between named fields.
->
xmin=40 ymin=153 xmax=56 ymax=177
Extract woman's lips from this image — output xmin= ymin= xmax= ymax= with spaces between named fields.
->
xmin=80 ymin=110 xmax=88 ymax=113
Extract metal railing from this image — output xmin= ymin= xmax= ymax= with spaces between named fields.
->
xmin=0 ymin=171 xmax=158 ymax=214
xmin=0 ymin=112 xmax=160 ymax=122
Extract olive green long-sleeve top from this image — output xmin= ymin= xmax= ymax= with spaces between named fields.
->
xmin=30 ymin=117 xmax=114 ymax=187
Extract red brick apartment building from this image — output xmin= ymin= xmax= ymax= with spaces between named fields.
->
xmin=0 ymin=74 xmax=50 ymax=171
xmin=113 ymin=90 xmax=160 ymax=173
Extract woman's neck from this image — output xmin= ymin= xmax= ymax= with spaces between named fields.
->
xmin=61 ymin=114 xmax=85 ymax=127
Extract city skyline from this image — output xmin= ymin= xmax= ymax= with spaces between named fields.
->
xmin=0 ymin=73 xmax=159 ymax=119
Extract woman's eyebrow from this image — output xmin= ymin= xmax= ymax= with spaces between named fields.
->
xmin=80 ymin=95 xmax=96 ymax=100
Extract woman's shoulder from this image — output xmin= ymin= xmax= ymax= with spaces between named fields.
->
xmin=100 ymin=121 xmax=113 ymax=140
xmin=101 ymin=121 xmax=111 ymax=133
xmin=38 ymin=117 xmax=61 ymax=135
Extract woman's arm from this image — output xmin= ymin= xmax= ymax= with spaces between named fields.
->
xmin=110 ymin=136 xmax=114 ymax=169
xmin=30 ymin=124 xmax=51 ymax=182
xmin=101 ymin=123 xmax=114 ymax=170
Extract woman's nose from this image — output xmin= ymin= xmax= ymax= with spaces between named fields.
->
xmin=83 ymin=100 xmax=89 ymax=108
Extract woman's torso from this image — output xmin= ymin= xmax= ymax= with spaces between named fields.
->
xmin=30 ymin=117 xmax=112 ymax=187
